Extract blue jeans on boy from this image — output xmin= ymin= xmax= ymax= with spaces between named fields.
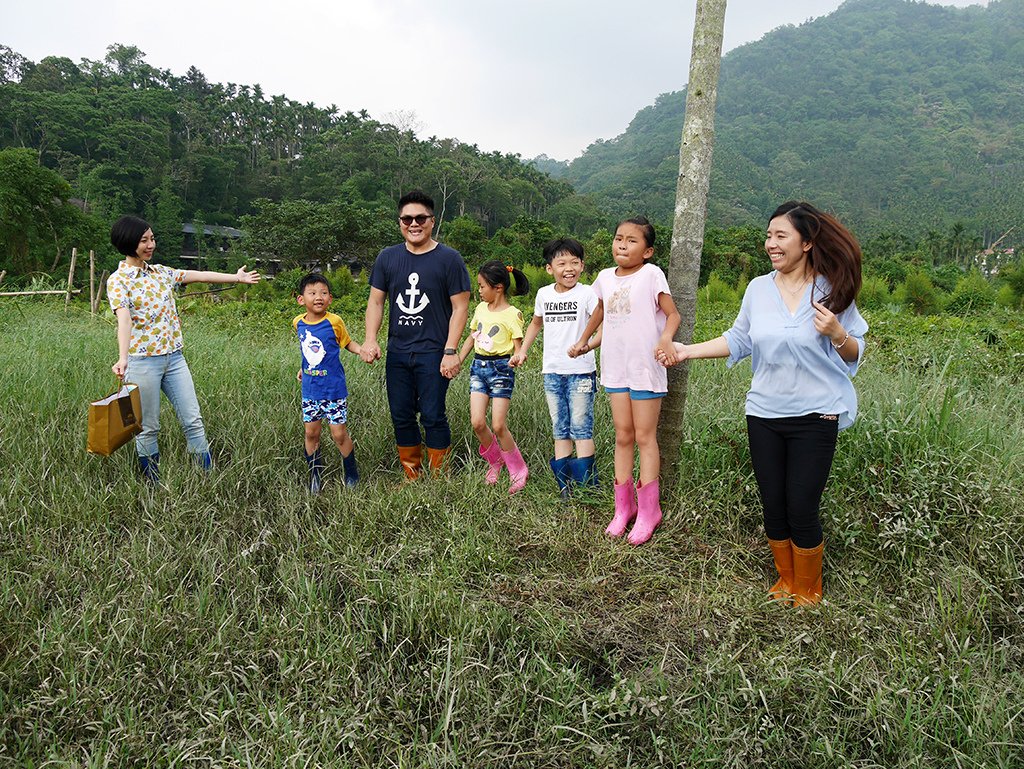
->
xmin=126 ymin=351 xmax=210 ymax=458
xmin=543 ymin=372 xmax=596 ymax=440
xmin=385 ymin=350 xmax=451 ymax=449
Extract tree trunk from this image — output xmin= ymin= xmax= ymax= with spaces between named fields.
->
xmin=658 ymin=0 xmax=727 ymax=492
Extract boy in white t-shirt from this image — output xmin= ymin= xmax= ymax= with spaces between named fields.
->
xmin=510 ymin=239 xmax=601 ymax=496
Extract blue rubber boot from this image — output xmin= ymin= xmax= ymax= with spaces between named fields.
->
xmin=139 ymin=453 xmax=160 ymax=485
xmin=194 ymin=451 xmax=213 ymax=471
xmin=569 ymin=455 xmax=598 ymax=488
xmin=305 ymin=449 xmax=323 ymax=495
xmin=342 ymin=449 xmax=359 ymax=488
xmin=549 ymin=457 xmax=571 ymax=499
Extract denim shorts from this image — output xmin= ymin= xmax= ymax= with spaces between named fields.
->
xmin=604 ymin=386 xmax=666 ymax=401
xmin=470 ymin=356 xmax=515 ymax=399
xmin=543 ymin=372 xmax=596 ymax=440
xmin=302 ymin=398 xmax=348 ymax=424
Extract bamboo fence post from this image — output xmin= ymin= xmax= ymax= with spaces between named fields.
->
xmin=65 ymin=248 xmax=78 ymax=309
xmin=89 ymin=250 xmax=96 ymax=314
xmin=95 ymin=270 xmax=108 ymax=313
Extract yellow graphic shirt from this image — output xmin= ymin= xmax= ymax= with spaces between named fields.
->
xmin=470 ymin=303 xmax=524 ymax=356
xmin=107 ymin=261 xmax=187 ymax=356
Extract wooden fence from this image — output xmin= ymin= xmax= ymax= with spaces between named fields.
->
xmin=0 ymin=249 xmax=106 ymax=313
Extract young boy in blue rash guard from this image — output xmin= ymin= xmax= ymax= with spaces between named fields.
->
xmin=293 ymin=273 xmax=363 ymax=493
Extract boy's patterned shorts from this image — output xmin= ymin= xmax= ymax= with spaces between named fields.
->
xmin=302 ymin=398 xmax=348 ymax=425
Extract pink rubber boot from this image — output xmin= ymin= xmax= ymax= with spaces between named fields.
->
xmin=605 ymin=478 xmax=638 ymax=537
xmin=628 ymin=479 xmax=663 ymax=545
xmin=479 ymin=438 xmax=503 ymax=485
xmin=500 ymin=441 xmax=529 ymax=494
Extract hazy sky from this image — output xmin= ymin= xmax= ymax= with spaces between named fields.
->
xmin=4 ymin=0 xmax=989 ymax=161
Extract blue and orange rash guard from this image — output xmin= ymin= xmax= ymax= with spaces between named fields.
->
xmin=292 ymin=312 xmax=352 ymax=400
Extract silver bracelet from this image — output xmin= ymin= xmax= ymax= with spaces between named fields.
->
xmin=832 ymin=333 xmax=850 ymax=350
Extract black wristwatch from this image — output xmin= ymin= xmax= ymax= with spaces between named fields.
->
xmin=444 ymin=348 xmax=458 ymax=355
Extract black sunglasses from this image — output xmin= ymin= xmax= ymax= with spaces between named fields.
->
xmin=399 ymin=214 xmax=433 ymax=226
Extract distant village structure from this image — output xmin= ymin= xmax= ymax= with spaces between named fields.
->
xmin=178 ymin=223 xmax=353 ymax=277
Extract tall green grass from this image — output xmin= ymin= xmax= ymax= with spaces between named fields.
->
xmin=1 ymin=298 xmax=1022 ymax=767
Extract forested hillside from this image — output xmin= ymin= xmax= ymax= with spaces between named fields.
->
xmin=0 ymin=44 xmax=596 ymax=275
xmin=568 ymin=0 xmax=1024 ymax=241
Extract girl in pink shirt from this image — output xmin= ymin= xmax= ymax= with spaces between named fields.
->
xmin=570 ymin=217 xmax=680 ymax=545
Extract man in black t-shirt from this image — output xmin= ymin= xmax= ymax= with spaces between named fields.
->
xmin=362 ymin=191 xmax=471 ymax=479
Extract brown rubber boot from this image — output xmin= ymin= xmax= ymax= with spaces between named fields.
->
xmin=767 ymin=538 xmax=794 ymax=603
xmin=791 ymin=541 xmax=824 ymax=606
xmin=426 ymin=445 xmax=451 ymax=476
xmin=397 ymin=444 xmax=423 ymax=481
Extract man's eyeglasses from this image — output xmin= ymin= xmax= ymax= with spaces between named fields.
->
xmin=399 ymin=214 xmax=433 ymax=226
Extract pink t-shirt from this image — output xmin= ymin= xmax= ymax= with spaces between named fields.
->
xmin=592 ymin=263 xmax=671 ymax=393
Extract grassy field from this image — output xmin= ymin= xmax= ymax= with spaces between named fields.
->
xmin=1 ymin=298 xmax=1022 ymax=768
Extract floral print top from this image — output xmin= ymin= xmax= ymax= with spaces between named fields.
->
xmin=107 ymin=261 xmax=187 ymax=356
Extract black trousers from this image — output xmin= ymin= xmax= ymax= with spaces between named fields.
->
xmin=746 ymin=414 xmax=838 ymax=549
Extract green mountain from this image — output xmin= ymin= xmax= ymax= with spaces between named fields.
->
xmin=567 ymin=0 xmax=1024 ymax=240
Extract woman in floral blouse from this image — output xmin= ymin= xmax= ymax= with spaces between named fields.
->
xmin=108 ymin=215 xmax=260 ymax=482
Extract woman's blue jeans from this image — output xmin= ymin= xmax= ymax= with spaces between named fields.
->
xmin=125 ymin=351 xmax=210 ymax=458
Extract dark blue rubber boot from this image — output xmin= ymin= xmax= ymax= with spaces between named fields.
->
xmin=549 ymin=457 xmax=571 ymax=499
xmin=139 ymin=453 xmax=160 ymax=484
xmin=305 ymin=449 xmax=323 ymax=494
xmin=342 ymin=449 xmax=359 ymax=488
xmin=568 ymin=455 xmax=598 ymax=488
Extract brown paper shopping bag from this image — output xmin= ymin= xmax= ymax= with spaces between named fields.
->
xmin=87 ymin=380 xmax=142 ymax=456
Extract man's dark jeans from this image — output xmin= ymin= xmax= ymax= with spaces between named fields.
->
xmin=385 ymin=350 xmax=451 ymax=449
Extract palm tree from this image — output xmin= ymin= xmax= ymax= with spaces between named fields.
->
xmin=658 ymin=0 xmax=728 ymax=489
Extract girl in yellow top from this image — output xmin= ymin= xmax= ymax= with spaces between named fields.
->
xmin=458 ymin=260 xmax=530 ymax=493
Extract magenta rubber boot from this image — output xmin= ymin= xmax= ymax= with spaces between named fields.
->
xmin=500 ymin=441 xmax=529 ymax=494
xmin=479 ymin=438 xmax=503 ymax=485
xmin=628 ymin=479 xmax=663 ymax=545
xmin=605 ymin=478 xmax=638 ymax=537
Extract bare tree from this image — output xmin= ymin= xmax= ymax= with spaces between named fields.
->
xmin=659 ymin=0 xmax=728 ymax=489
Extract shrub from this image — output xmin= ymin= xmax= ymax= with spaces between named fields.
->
xmin=897 ymin=269 xmax=943 ymax=315
xmin=698 ymin=272 xmax=739 ymax=306
xmin=946 ymin=270 xmax=995 ymax=315
xmin=996 ymin=283 xmax=1018 ymax=309
xmin=858 ymin=275 xmax=891 ymax=310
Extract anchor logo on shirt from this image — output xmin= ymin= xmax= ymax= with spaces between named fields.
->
xmin=396 ymin=272 xmax=430 ymax=316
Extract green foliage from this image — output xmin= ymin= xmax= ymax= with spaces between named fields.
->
xmin=698 ymin=272 xmax=739 ymax=306
xmin=582 ymin=228 xmax=614 ymax=272
xmin=0 ymin=46 xmax=586 ymax=279
xmin=0 ymin=148 xmax=69 ymax=272
xmin=946 ymin=270 xmax=996 ymax=315
xmin=700 ymin=225 xmax=768 ymax=287
xmin=928 ymin=262 xmax=965 ymax=294
xmin=996 ymin=283 xmax=1018 ymax=309
xmin=239 ymin=198 xmax=393 ymax=272
xmin=857 ymin=275 xmax=891 ymax=310
xmin=896 ymin=270 xmax=944 ymax=315
xmin=440 ymin=216 xmax=487 ymax=263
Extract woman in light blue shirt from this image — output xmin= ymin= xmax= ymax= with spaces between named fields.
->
xmin=658 ymin=201 xmax=867 ymax=606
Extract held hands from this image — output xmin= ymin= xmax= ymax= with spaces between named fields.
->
xmin=567 ymin=340 xmax=588 ymax=359
xmin=360 ymin=343 xmax=382 ymax=364
xmin=509 ymin=351 xmax=526 ymax=368
xmin=655 ymin=342 xmax=688 ymax=367
xmin=440 ymin=353 xmax=461 ymax=379
xmin=235 ymin=265 xmax=262 ymax=284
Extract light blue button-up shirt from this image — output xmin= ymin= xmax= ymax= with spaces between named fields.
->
xmin=723 ymin=273 xmax=868 ymax=429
